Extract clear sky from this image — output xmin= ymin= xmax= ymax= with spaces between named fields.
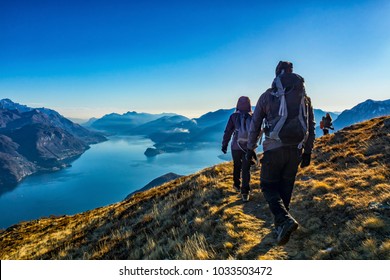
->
xmin=1 ymin=0 xmax=389 ymax=119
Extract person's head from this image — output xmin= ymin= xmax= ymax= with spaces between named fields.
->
xmin=326 ymin=113 xmax=331 ymax=118
xmin=236 ymin=96 xmax=252 ymax=113
xmin=275 ymin=61 xmax=293 ymax=76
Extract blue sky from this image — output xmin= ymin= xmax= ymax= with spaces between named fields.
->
xmin=1 ymin=0 xmax=389 ymax=119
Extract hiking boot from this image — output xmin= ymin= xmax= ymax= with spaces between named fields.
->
xmin=233 ymin=185 xmax=241 ymax=193
xmin=241 ymin=193 xmax=249 ymax=202
xmin=276 ymin=219 xmax=298 ymax=246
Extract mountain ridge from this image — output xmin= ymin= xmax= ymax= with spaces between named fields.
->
xmin=0 ymin=99 xmax=107 ymax=190
xmin=1 ymin=116 xmax=388 ymax=260
xmin=333 ymin=99 xmax=390 ymax=130
xmin=86 ymin=99 xmax=389 ymax=157
xmin=89 ymin=111 xmax=178 ymax=133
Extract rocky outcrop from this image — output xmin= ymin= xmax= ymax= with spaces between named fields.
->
xmin=5 ymin=123 xmax=88 ymax=167
xmin=0 ymin=135 xmax=37 ymax=188
xmin=144 ymin=147 xmax=163 ymax=157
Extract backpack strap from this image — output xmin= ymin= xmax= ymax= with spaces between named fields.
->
xmin=298 ymin=89 xmax=309 ymax=149
xmin=268 ymin=74 xmax=288 ymax=141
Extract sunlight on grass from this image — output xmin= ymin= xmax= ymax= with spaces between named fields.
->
xmin=362 ymin=216 xmax=385 ymax=230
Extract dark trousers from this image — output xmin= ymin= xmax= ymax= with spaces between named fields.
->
xmin=260 ymin=146 xmax=302 ymax=226
xmin=232 ymin=149 xmax=251 ymax=194
xmin=323 ymin=128 xmax=329 ymax=135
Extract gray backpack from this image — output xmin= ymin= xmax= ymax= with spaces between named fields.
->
xmin=235 ymin=112 xmax=252 ymax=151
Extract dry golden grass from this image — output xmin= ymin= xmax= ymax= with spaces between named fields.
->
xmin=0 ymin=116 xmax=389 ymax=260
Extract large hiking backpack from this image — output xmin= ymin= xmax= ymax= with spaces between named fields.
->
xmin=235 ymin=112 xmax=252 ymax=151
xmin=323 ymin=116 xmax=332 ymax=129
xmin=265 ymin=73 xmax=309 ymax=149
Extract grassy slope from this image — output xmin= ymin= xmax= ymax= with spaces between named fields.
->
xmin=0 ymin=116 xmax=389 ymax=260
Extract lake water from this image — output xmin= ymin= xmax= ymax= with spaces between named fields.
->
xmin=0 ymin=136 xmax=227 ymax=229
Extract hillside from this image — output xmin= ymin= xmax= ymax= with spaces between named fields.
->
xmin=0 ymin=116 xmax=389 ymax=260
xmin=0 ymin=99 xmax=106 ymax=189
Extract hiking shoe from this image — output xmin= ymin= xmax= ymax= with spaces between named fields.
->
xmin=276 ymin=219 xmax=298 ymax=246
xmin=242 ymin=193 xmax=249 ymax=202
xmin=233 ymin=185 xmax=241 ymax=193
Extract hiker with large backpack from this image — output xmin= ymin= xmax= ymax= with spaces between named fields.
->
xmin=246 ymin=61 xmax=315 ymax=245
xmin=321 ymin=113 xmax=334 ymax=135
xmin=222 ymin=96 xmax=256 ymax=202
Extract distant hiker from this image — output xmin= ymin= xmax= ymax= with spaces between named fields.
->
xmin=320 ymin=113 xmax=334 ymax=135
xmin=222 ymin=96 xmax=256 ymax=202
xmin=246 ymin=61 xmax=315 ymax=245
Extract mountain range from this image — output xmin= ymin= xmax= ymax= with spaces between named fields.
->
xmin=85 ymin=108 xmax=238 ymax=155
xmin=90 ymin=111 xmax=177 ymax=134
xmin=86 ymin=99 xmax=389 ymax=156
xmin=1 ymin=98 xmax=388 ymax=188
xmin=333 ymin=99 xmax=390 ymax=130
xmin=0 ymin=99 xmax=106 ymax=191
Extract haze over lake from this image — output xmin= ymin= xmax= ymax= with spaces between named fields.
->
xmin=0 ymin=136 xmax=226 ymax=229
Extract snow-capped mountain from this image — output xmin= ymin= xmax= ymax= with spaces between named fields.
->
xmin=0 ymin=98 xmax=31 ymax=113
xmin=333 ymin=99 xmax=390 ymax=130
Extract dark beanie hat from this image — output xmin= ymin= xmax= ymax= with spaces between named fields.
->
xmin=236 ymin=96 xmax=252 ymax=112
xmin=275 ymin=61 xmax=293 ymax=76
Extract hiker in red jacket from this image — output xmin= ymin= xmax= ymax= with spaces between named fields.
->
xmin=246 ymin=61 xmax=315 ymax=245
xmin=222 ymin=96 xmax=255 ymax=202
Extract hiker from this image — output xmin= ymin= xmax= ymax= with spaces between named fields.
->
xmin=321 ymin=113 xmax=334 ymax=135
xmin=246 ymin=61 xmax=315 ymax=245
xmin=221 ymin=96 xmax=256 ymax=202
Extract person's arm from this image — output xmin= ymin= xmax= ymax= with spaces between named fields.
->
xmin=247 ymin=91 xmax=267 ymax=151
xmin=304 ymin=96 xmax=315 ymax=154
xmin=221 ymin=114 xmax=235 ymax=152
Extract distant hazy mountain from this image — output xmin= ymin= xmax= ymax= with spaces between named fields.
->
xmin=333 ymin=99 xmax=390 ymax=130
xmin=90 ymin=112 xmax=199 ymax=155
xmin=0 ymin=99 xmax=106 ymax=191
xmin=91 ymin=111 xmax=177 ymax=133
xmin=131 ymin=115 xmax=191 ymax=136
xmin=193 ymin=108 xmax=235 ymax=128
xmin=82 ymin=117 xmax=98 ymax=127
xmin=68 ymin=118 xmax=89 ymax=124
xmin=143 ymin=110 xmax=233 ymax=156
xmin=89 ymin=106 xmax=251 ymax=141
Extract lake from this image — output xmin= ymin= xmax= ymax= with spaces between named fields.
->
xmin=0 ymin=136 xmax=228 ymax=229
